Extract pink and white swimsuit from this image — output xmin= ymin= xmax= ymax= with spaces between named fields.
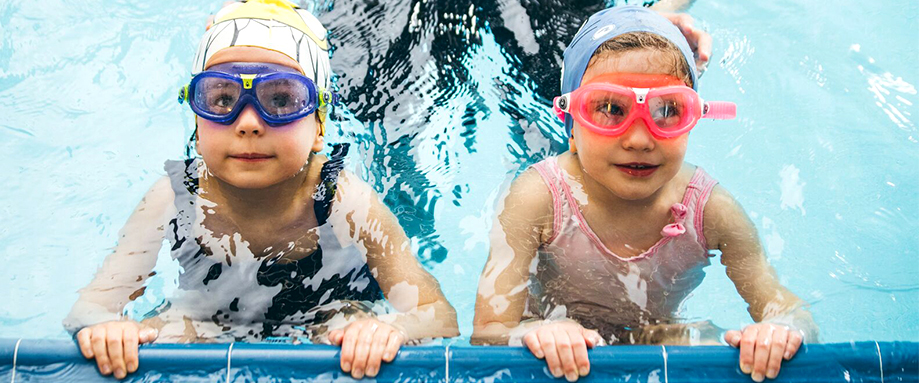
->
xmin=526 ymin=156 xmax=720 ymax=342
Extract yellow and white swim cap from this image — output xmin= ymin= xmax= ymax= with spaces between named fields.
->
xmin=191 ymin=0 xmax=331 ymax=89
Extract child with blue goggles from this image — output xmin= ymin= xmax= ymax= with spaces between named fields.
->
xmin=65 ymin=1 xmax=458 ymax=380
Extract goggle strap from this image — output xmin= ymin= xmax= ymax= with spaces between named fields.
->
xmin=702 ymin=101 xmax=737 ymax=120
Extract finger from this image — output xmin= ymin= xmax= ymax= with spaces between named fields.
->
xmin=383 ymin=331 xmax=403 ymax=363
xmin=106 ymin=325 xmax=127 ymax=379
xmin=524 ymin=332 xmax=544 ymax=359
xmin=365 ymin=327 xmax=390 ymax=377
xmin=752 ymin=326 xmax=775 ymax=382
xmin=785 ymin=331 xmax=804 ymax=360
xmin=537 ymin=330 xmax=563 ymax=378
xmin=91 ymin=326 xmax=112 ymax=376
xmin=765 ymin=327 xmax=789 ymax=379
xmin=738 ymin=327 xmax=758 ymax=375
xmin=339 ymin=323 xmax=361 ymax=373
xmin=693 ymin=28 xmax=713 ymax=66
xmin=569 ymin=328 xmax=590 ymax=377
xmin=583 ymin=329 xmax=603 ymax=349
xmin=329 ymin=330 xmax=344 ymax=346
xmin=77 ymin=328 xmax=95 ymax=359
xmin=123 ymin=325 xmax=141 ymax=374
xmin=554 ymin=330 xmax=578 ymax=382
xmin=725 ymin=330 xmax=742 ymax=348
xmin=351 ymin=322 xmax=377 ymax=379
xmin=138 ymin=327 xmax=158 ymax=344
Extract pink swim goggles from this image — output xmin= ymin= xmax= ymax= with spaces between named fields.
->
xmin=554 ymin=73 xmax=736 ymax=138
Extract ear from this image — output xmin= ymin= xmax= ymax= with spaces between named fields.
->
xmin=194 ymin=121 xmax=202 ymax=155
xmin=311 ymin=121 xmax=325 ymax=153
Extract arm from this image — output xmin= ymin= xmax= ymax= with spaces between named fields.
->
xmin=337 ymin=170 xmax=458 ymax=339
xmin=472 ymin=168 xmax=602 ymax=381
xmin=323 ymin=170 xmax=458 ymax=379
xmin=65 ymin=176 xmax=175 ymax=379
xmin=703 ymin=185 xmax=818 ymax=381
xmin=471 ymin=168 xmax=553 ymax=344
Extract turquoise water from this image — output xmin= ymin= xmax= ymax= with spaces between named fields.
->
xmin=0 ymin=0 xmax=917 ymax=344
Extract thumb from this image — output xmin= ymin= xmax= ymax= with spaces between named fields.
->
xmin=724 ymin=330 xmax=742 ymax=347
xmin=139 ymin=327 xmax=159 ymax=344
xmin=582 ymin=329 xmax=604 ymax=348
xmin=328 ymin=330 xmax=344 ymax=346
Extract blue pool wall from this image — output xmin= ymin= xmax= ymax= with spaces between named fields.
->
xmin=0 ymin=339 xmax=916 ymax=382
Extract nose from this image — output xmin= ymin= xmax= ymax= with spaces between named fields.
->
xmin=619 ymin=119 xmax=656 ymax=152
xmin=234 ymin=104 xmax=265 ymax=136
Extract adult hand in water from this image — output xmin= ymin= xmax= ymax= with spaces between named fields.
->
xmin=658 ymin=12 xmax=713 ymax=74
xmin=725 ymin=323 xmax=804 ymax=382
xmin=329 ymin=318 xmax=406 ymax=379
xmin=523 ymin=320 xmax=604 ymax=382
xmin=76 ymin=320 xmax=159 ymax=380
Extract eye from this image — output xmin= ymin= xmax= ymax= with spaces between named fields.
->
xmin=652 ymin=102 xmax=680 ymax=119
xmin=597 ymin=101 xmax=625 ymax=116
xmin=206 ymin=92 xmax=237 ymax=111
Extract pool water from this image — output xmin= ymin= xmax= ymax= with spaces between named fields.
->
xmin=0 ymin=0 xmax=916 ymax=344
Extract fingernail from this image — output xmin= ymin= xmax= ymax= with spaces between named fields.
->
xmin=767 ymin=368 xmax=778 ymax=379
xmin=342 ymin=362 xmax=351 ymax=372
xmin=551 ymin=368 xmax=563 ymax=378
xmin=784 ymin=351 xmax=792 ymax=360
xmin=353 ymin=368 xmax=364 ymax=379
xmin=127 ymin=362 xmax=137 ymax=372
xmin=114 ymin=368 xmax=125 ymax=379
xmin=100 ymin=364 xmax=111 ymax=375
xmin=732 ymin=334 xmax=742 ymax=343
xmin=740 ymin=363 xmax=752 ymax=374
xmin=367 ymin=367 xmax=378 ymax=377
xmin=579 ymin=366 xmax=589 ymax=376
xmin=535 ymin=350 xmax=544 ymax=358
xmin=383 ymin=352 xmax=393 ymax=360
xmin=752 ymin=372 xmax=765 ymax=382
xmin=565 ymin=371 xmax=578 ymax=382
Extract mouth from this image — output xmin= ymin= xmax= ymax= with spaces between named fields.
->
xmin=614 ymin=162 xmax=660 ymax=177
xmin=229 ymin=153 xmax=274 ymax=162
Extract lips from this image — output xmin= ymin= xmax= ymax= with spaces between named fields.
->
xmin=615 ymin=162 xmax=660 ymax=177
xmin=229 ymin=153 xmax=274 ymax=162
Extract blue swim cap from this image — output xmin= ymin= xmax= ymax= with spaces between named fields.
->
xmin=560 ymin=6 xmax=698 ymax=135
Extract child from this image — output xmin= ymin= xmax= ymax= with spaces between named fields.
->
xmin=63 ymin=0 xmax=458 ymax=380
xmin=471 ymin=6 xmax=817 ymax=383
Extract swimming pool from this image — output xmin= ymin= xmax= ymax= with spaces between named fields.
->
xmin=0 ymin=0 xmax=917 ymax=379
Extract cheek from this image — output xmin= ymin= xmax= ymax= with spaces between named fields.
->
xmin=660 ymin=135 xmax=689 ymax=160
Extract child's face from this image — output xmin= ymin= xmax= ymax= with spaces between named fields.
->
xmin=196 ymin=47 xmax=324 ymax=189
xmin=571 ymin=49 xmax=689 ymax=201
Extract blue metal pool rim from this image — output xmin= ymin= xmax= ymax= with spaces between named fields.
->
xmin=0 ymin=338 xmax=916 ymax=382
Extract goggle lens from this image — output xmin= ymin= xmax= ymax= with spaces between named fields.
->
xmin=194 ymin=76 xmax=242 ymax=115
xmin=255 ymin=77 xmax=311 ymax=117
xmin=582 ymin=89 xmax=633 ymax=128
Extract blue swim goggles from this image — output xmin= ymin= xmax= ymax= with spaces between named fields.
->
xmin=178 ymin=62 xmax=338 ymax=127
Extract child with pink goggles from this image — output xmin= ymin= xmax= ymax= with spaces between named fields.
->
xmin=553 ymin=73 xmax=736 ymax=138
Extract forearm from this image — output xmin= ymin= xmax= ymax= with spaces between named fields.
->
xmin=759 ymin=305 xmax=819 ymax=343
xmin=384 ymin=301 xmax=459 ymax=341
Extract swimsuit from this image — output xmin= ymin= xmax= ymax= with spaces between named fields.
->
xmin=160 ymin=144 xmax=382 ymax=341
xmin=527 ymin=156 xmax=718 ymax=343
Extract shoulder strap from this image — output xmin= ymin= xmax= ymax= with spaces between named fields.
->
xmin=682 ymin=167 xmax=719 ymax=249
xmin=531 ymin=157 xmax=565 ymax=243
xmin=313 ymin=143 xmax=349 ymax=225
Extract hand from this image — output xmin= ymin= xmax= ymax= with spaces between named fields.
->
xmin=658 ymin=12 xmax=713 ymax=74
xmin=725 ymin=323 xmax=804 ymax=382
xmin=329 ymin=318 xmax=406 ymax=379
xmin=522 ymin=321 xmax=603 ymax=382
xmin=76 ymin=320 xmax=158 ymax=380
